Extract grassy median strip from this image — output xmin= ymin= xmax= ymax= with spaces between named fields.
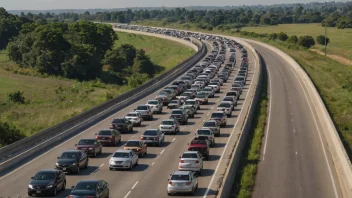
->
xmin=231 ymin=64 xmax=268 ymax=198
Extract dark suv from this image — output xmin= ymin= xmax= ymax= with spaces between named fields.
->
xmin=110 ymin=118 xmax=133 ymax=133
xmin=95 ymin=129 xmax=121 ymax=146
xmin=169 ymin=109 xmax=188 ymax=125
xmin=28 ymin=169 xmax=66 ymax=197
xmin=55 ymin=150 xmax=88 ymax=174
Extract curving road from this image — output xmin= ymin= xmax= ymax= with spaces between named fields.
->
xmin=0 ymin=38 xmax=257 ymax=197
xmin=249 ymin=42 xmax=342 ymax=198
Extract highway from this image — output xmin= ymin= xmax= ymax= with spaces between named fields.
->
xmin=0 ymin=38 xmax=257 ymax=197
xmin=250 ymin=43 xmax=342 ymax=198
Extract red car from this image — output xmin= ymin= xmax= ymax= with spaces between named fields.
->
xmin=188 ymin=139 xmax=209 ymax=160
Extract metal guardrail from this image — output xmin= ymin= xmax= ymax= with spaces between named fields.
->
xmin=0 ymin=38 xmax=207 ymax=175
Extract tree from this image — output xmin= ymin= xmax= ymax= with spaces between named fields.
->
xmin=132 ymin=49 xmax=155 ymax=77
xmin=103 ymin=48 xmax=128 ymax=73
xmin=298 ymin=36 xmax=316 ymax=48
xmin=0 ymin=121 xmax=25 ymax=146
xmin=8 ymin=91 xmax=26 ymax=104
xmin=316 ymin=35 xmax=330 ymax=46
xmin=116 ymin=44 xmax=136 ymax=67
xmin=287 ymin=35 xmax=298 ymax=44
xmin=277 ymin=32 xmax=289 ymax=41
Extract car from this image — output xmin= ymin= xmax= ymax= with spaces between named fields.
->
xmin=185 ymin=89 xmax=197 ymax=99
xmin=146 ymin=100 xmax=163 ymax=114
xmin=195 ymin=128 xmax=215 ymax=147
xmin=217 ymin=101 xmax=233 ymax=117
xmin=195 ymin=91 xmax=208 ymax=104
xmin=55 ymin=150 xmax=88 ymax=174
xmin=75 ymin=139 xmax=103 ymax=157
xmin=109 ymin=150 xmax=139 ymax=170
xmin=95 ymin=129 xmax=121 ymax=146
xmin=202 ymin=86 xmax=215 ymax=98
xmin=169 ymin=109 xmax=188 ymax=125
xmin=28 ymin=169 xmax=66 ymax=197
xmin=210 ymin=111 xmax=227 ymax=127
xmin=159 ymin=119 xmax=180 ymax=134
xmin=167 ymin=171 xmax=198 ymax=196
xmin=141 ymin=129 xmax=165 ymax=146
xmin=124 ymin=112 xmax=143 ymax=126
xmin=188 ymin=139 xmax=210 ymax=160
xmin=135 ymin=105 xmax=153 ymax=121
xmin=226 ymin=91 xmax=240 ymax=100
xmin=184 ymin=99 xmax=200 ymax=111
xmin=156 ymin=93 xmax=172 ymax=105
xmin=110 ymin=118 xmax=133 ymax=133
xmin=208 ymin=82 xmax=220 ymax=93
xmin=68 ymin=180 xmax=109 ymax=198
xmin=178 ymin=151 xmax=204 ymax=174
xmin=222 ymin=96 xmax=237 ymax=109
xmin=168 ymin=99 xmax=182 ymax=109
xmin=203 ymin=120 xmax=221 ymax=137
xmin=177 ymin=92 xmax=191 ymax=103
xmin=123 ymin=140 xmax=147 ymax=157
xmin=180 ymin=104 xmax=196 ymax=118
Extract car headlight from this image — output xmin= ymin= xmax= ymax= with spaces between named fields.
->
xmin=109 ymin=159 xmax=115 ymax=164
xmin=47 ymin=181 xmax=54 ymax=188
xmin=28 ymin=184 xmax=33 ymax=189
xmin=124 ymin=160 xmax=131 ymax=164
xmin=55 ymin=163 xmax=59 ymax=166
xmin=72 ymin=163 xmax=76 ymax=166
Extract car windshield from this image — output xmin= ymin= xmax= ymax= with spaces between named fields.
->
xmin=126 ymin=113 xmax=137 ymax=117
xmin=204 ymin=122 xmax=216 ymax=127
xmin=158 ymin=94 xmax=167 ymax=98
xmin=148 ymin=101 xmax=158 ymax=105
xmin=170 ymin=100 xmax=178 ymax=104
xmin=60 ymin=152 xmax=78 ymax=159
xmin=185 ymin=101 xmax=195 ymax=105
xmin=203 ymin=88 xmax=212 ymax=91
xmin=196 ymin=93 xmax=205 ymax=98
xmin=144 ymin=130 xmax=158 ymax=135
xmin=113 ymin=152 xmax=130 ymax=158
xmin=182 ymin=93 xmax=190 ymax=96
xmin=33 ymin=172 xmax=55 ymax=180
xmin=125 ymin=141 xmax=140 ymax=147
xmin=137 ymin=106 xmax=148 ymax=110
xmin=172 ymin=110 xmax=183 ymax=115
xmin=98 ymin=130 xmax=112 ymax=136
xmin=74 ymin=182 xmax=97 ymax=191
xmin=182 ymin=153 xmax=198 ymax=158
xmin=212 ymin=113 xmax=224 ymax=118
xmin=78 ymin=139 xmax=95 ymax=145
xmin=197 ymin=130 xmax=211 ymax=135
xmin=162 ymin=121 xmax=174 ymax=125
xmin=112 ymin=119 xmax=125 ymax=123
xmin=219 ymin=103 xmax=231 ymax=108
xmin=171 ymin=174 xmax=189 ymax=181
xmin=191 ymin=140 xmax=207 ymax=144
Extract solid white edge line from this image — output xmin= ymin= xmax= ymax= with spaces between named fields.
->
xmin=290 ymin=61 xmax=339 ymax=198
xmin=151 ymin=162 xmax=155 ymax=166
xmin=131 ymin=181 xmax=139 ymax=190
xmin=203 ymin=46 xmax=257 ymax=198
xmin=262 ymin=57 xmax=273 ymax=161
xmin=172 ymin=138 xmax=176 ymax=142
xmin=124 ymin=191 xmax=131 ymax=198
xmin=160 ymin=149 xmax=165 ymax=155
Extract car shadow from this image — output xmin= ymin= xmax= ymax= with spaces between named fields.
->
xmin=223 ymin=124 xmax=235 ymax=129
xmin=132 ymin=164 xmax=149 ymax=172
xmin=55 ymin=189 xmax=72 ymax=197
xmin=233 ymin=108 xmax=241 ymax=112
xmin=193 ymin=116 xmax=202 ymax=119
xmin=206 ymin=155 xmax=221 ymax=162
xmin=196 ymin=111 xmax=204 ymax=114
xmin=94 ymin=152 xmax=112 ymax=158
xmin=186 ymin=121 xmax=196 ymax=126
xmin=194 ymin=188 xmax=218 ymax=196
xmin=220 ymin=133 xmax=230 ymax=138
xmin=65 ymin=165 xmax=99 ymax=176
xmin=141 ymin=153 xmax=157 ymax=159
xmin=213 ymin=143 xmax=226 ymax=148
xmin=178 ymin=131 xmax=191 ymax=136
xmin=206 ymin=102 xmax=216 ymax=105
xmin=213 ymin=95 xmax=220 ymax=98
xmin=160 ymin=141 xmax=171 ymax=148
xmin=200 ymin=169 xmax=215 ymax=177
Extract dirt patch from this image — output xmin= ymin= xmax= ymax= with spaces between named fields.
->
xmin=310 ymin=49 xmax=352 ymax=66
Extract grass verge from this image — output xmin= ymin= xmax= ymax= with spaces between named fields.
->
xmin=0 ymin=31 xmax=194 ymax=138
xmin=230 ymin=59 xmax=268 ymax=198
xmin=132 ymin=19 xmax=352 ymax=161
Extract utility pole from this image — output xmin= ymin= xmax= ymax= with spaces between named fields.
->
xmin=324 ymin=0 xmax=327 ymax=57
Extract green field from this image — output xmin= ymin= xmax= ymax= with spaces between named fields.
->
xmin=0 ymin=32 xmax=194 ymax=137
xmin=242 ymin=24 xmax=352 ymax=62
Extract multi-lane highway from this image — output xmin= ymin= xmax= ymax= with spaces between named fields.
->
xmin=250 ymin=43 xmax=342 ymax=198
xmin=0 ymin=33 xmax=257 ymax=198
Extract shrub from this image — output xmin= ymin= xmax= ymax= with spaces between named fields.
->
xmin=297 ymin=35 xmax=316 ymax=48
xmin=0 ymin=121 xmax=25 ymax=146
xmin=316 ymin=35 xmax=330 ymax=46
xmin=277 ymin=32 xmax=289 ymax=41
xmin=268 ymin=33 xmax=278 ymax=40
xmin=8 ymin=91 xmax=26 ymax=104
xmin=287 ymin=35 xmax=298 ymax=44
xmin=207 ymin=26 xmax=213 ymax=31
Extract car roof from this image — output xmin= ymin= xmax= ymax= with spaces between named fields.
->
xmin=63 ymin=150 xmax=81 ymax=153
xmin=76 ymin=180 xmax=100 ymax=183
xmin=114 ymin=149 xmax=131 ymax=153
xmin=220 ymin=101 xmax=232 ymax=104
xmin=173 ymin=171 xmax=191 ymax=175
xmin=183 ymin=151 xmax=199 ymax=154
xmin=37 ymin=169 xmax=58 ymax=173
xmin=162 ymin=119 xmax=175 ymax=122
xmin=100 ymin=128 xmax=113 ymax=131
xmin=212 ymin=111 xmax=225 ymax=113
xmin=199 ymin=127 xmax=211 ymax=131
xmin=79 ymin=138 xmax=96 ymax=141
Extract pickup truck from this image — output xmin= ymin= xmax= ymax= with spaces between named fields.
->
xmin=188 ymin=139 xmax=209 ymax=160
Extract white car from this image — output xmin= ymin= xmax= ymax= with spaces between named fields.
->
xmin=168 ymin=100 xmax=182 ymax=109
xmin=109 ymin=150 xmax=138 ymax=170
xmin=159 ymin=119 xmax=180 ymax=134
xmin=146 ymin=100 xmax=163 ymax=114
xmin=195 ymin=128 xmax=215 ymax=147
xmin=217 ymin=101 xmax=233 ymax=117
xmin=178 ymin=151 xmax=204 ymax=174
xmin=167 ymin=171 xmax=198 ymax=196
xmin=124 ymin=112 xmax=142 ymax=126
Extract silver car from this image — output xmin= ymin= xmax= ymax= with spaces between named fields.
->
xmin=179 ymin=105 xmax=195 ymax=118
xmin=167 ymin=171 xmax=198 ymax=195
xmin=217 ymin=101 xmax=233 ymax=117
xmin=135 ymin=105 xmax=153 ymax=121
xmin=109 ymin=150 xmax=138 ymax=170
xmin=185 ymin=99 xmax=200 ymax=111
xmin=146 ymin=100 xmax=163 ymax=114
xmin=124 ymin=112 xmax=142 ymax=126
xmin=203 ymin=120 xmax=221 ymax=137
xmin=159 ymin=119 xmax=180 ymax=134
xmin=178 ymin=151 xmax=203 ymax=174
xmin=168 ymin=99 xmax=182 ymax=109
xmin=195 ymin=128 xmax=215 ymax=147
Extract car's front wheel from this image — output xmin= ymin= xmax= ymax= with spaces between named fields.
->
xmin=51 ymin=187 xmax=57 ymax=196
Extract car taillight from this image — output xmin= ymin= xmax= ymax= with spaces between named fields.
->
xmin=185 ymin=182 xmax=192 ymax=185
xmin=168 ymin=181 xmax=172 ymax=185
xmin=141 ymin=137 xmax=145 ymax=140
xmin=154 ymin=137 xmax=157 ymax=140
xmin=195 ymin=160 xmax=199 ymax=163
xmin=137 ymin=148 xmax=142 ymax=151
xmin=75 ymin=147 xmax=78 ymax=150
xmin=96 ymin=136 xmax=100 ymax=140
xmin=67 ymin=196 xmax=74 ymax=198
xmin=109 ymin=136 xmax=113 ymax=139
xmin=84 ymin=196 xmax=95 ymax=198
xmin=180 ymin=160 xmax=184 ymax=163
xmin=226 ymin=109 xmax=230 ymax=111
xmin=178 ymin=115 xmax=182 ymax=118
xmin=89 ymin=147 xmax=93 ymax=150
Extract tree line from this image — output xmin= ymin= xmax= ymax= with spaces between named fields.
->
xmin=16 ymin=2 xmax=352 ymax=29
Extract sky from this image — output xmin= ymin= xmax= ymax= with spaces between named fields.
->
xmin=1 ymin=0 xmax=350 ymax=10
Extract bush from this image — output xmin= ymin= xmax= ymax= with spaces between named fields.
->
xmin=287 ymin=35 xmax=298 ymax=44
xmin=268 ymin=33 xmax=278 ymax=40
xmin=128 ymin=73 xmax=149 ymax=88
xmin=277 ymin=32 xmax=289 ymax=41
xmin=207 ymin=26 xmax=213 ymax=31
xmin=8 ymin=91 xmax=26 ymax=104
xmin=298 ymin=35 xmax=316 ymax=48
xmin=316 ymin=35 xmax=330 ymax=46
xmin=0 ymin=121 xmax=25 ymax=146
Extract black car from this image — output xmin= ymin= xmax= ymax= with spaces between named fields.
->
xmin=110 ymin=118 xmax=133 ymax=133
xmin=55 ymin=150 xmax=88 ymax=174
xmin=28 ymin=169 xmax=66 ymax=197
xmin=69 ymin=180 xmax=109 ymax=198
xmin=75 ymin=139 xmax=103 ymax=157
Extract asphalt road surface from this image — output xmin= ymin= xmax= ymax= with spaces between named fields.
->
xmin=250 ymin=43 xmax=342 ymax=198
xmin=0 ymin=40 xmax=256 ymax=198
